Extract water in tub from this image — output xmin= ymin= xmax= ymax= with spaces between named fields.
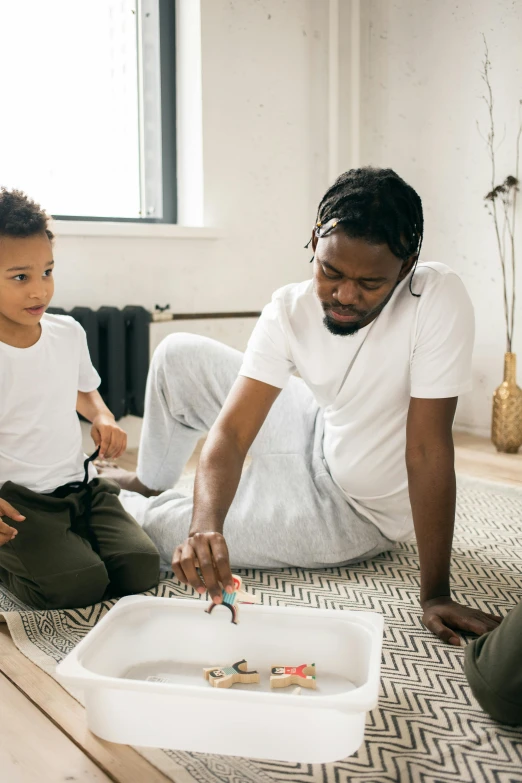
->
xmin=124 ymin=660 xmax=356 ymax=696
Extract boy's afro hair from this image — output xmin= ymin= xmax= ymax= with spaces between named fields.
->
xmin=0 ymin=188 xmax=54 ymax=241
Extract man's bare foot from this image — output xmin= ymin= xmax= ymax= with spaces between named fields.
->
xmin=96 ymin=465 xmax=161 ymax=497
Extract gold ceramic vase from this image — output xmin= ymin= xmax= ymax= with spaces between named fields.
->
xmin=491 ymin=352 xmax=522 ymax=453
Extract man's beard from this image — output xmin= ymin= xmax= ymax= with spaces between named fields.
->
xmin=321 ymin=283 xmax=400 ymax=337
xmin=322 ymin=313 xmax=364 ymax=336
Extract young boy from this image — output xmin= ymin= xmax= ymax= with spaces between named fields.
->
xmin=0 ymin=188 xmax=160 ymax=609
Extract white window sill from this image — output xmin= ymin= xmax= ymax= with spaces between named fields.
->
xmin=51 ymin=220 xmax=221 ymax=239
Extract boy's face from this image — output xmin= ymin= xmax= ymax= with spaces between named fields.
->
xmin=0 ymin=233 xmax=54 ymax=329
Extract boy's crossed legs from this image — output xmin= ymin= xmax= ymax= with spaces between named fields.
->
xmin=0 ymin=478 xmax=160 ymax=609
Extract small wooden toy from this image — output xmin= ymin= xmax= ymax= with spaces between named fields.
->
xmin=203 ymin=659 xmax=260 ymax=689
xmin=270 ymin=664 xmax=317 ymax=689
xmin=205 ymin=574 xmax=260 ymax=624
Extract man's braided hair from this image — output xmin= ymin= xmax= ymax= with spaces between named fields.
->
xmin=314 ymin=167 xmax=423 ymax=296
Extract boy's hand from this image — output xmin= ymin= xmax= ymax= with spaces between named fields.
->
xmin=91 ymin=414 xmax=127 ymax=460
xmin=0 ymin=499 xmax=25 ymax=546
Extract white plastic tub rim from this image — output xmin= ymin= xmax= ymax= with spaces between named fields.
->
xmin=56 ymin=595 xmax=383 ymax=714
xmin=56 ymin=595 xmax=384 ymax=762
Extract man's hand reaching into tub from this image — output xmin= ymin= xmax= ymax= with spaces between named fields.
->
xmin=172 ymin=531 xmax=235 ymax=604
xmin=172 ymin=376 xmax=280 ymax=605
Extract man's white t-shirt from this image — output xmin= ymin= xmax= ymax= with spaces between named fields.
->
xmin=239 ymin=262 xmax=475 ymax=542
xmin=0 ymin=314 xmax=101 ymax=494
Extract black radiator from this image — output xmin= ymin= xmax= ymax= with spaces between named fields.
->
xmin=47 ymin=306 xmax=151 ymax=420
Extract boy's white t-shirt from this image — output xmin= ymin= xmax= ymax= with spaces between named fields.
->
xmin=239 ymin=262 xmax=475 ymax=542
xmin=0 ymin=314 xmax=101 ymax=494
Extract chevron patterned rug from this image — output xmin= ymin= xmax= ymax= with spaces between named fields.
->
xmin=0 ymin=474 xmax=521 ymax=783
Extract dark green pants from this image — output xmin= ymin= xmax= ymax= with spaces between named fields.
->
xmin=0 ymin=478 xmax=160 ymax=610
xmin=464 ymin=598 xmax=522 ymax=725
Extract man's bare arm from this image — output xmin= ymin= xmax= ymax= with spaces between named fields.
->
xmin=172 ymin=375 xmax=281 ymax=602
xmin=406 ymin=397 xmax=501 ymax=644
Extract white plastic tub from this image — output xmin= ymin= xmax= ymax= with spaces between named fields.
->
xmin=56 ymin=595 xmax=383 ymax=763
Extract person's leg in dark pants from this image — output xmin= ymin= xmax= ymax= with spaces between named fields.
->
xmin=87 ymin=478 xmax=160 ymax=597
xmin=0 ymin=481 xmax=110 ymax=609
xmin=464 ymin=598 xmax=522 ymax=725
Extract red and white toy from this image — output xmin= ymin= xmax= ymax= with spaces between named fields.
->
xmin=270 ymin=664 xmax=317 ymax=689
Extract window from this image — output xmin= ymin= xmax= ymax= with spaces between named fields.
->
xmin=0 ymin=0 xmax=176 ymax=222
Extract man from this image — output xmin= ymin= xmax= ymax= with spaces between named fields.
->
xmin=115 ymin=167 xmax=501 ymax=645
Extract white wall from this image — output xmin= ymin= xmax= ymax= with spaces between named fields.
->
xmin=357 ymin=0 xmax=522 ymax=435
xmin=51 ymin=0 xmax=329 ymax=315
xmin=53 ymin=0 xmax=519 ymax=439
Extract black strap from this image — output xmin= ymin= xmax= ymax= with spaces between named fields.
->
xmin=82 ymin=447 xmax=100 ymax=485
xmin=50 ymin=447 xmax=102 ymax=554
xmin=78 ymin=447 xmax=101 ymax=553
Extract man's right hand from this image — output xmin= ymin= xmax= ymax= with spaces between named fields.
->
xmin=0 ymin=499 xmax=25 ymax=546
xmin=171 ymin=377 xmax=280 ymax=604
xmin=172 ymin=531 xmax=235 ymax=604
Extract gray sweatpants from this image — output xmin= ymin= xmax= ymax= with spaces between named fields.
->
xmin=124 ymin=333 xmax=394 ymax=569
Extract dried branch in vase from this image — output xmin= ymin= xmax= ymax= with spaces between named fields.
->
xmin=479 ymin=35 xmax=521 ymax=353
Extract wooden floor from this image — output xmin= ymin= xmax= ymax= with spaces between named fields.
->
xmin=0 ymin=432 xmax=520 ymax=782
xmin=454 ymin=431 xmax=522 ymax=487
